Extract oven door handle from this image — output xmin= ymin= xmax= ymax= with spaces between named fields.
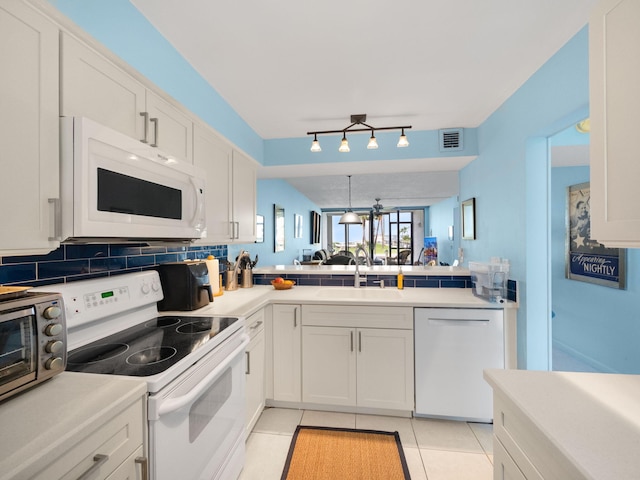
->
xmin=149 ymin=334 xmax=249 ymax=420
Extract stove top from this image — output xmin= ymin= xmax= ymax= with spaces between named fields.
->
xmin=66 ymin=315 xmax=239 ymax=377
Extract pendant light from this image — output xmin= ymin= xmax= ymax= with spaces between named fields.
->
xmin=367 ymin=130 xmax=378 ymax=149
xmin=397 ymin=128 xmax=409 ymax=147
xmin=310 ymin=134 xmax=322 ymax=152
xmin=338 ymin=133 xmax=350 ymax=152
xmin=339 ymin=175 xmax=362 ymax=225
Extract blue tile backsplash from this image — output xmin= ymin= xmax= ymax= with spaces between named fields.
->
xmin=0 ymin=243 xmax=228 ymax=287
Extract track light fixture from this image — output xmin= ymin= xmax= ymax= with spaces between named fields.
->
xmin=307 ymin=114 xmax=411 ymax=153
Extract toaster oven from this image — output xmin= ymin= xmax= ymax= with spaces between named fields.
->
xmin=0 ymin=289 xmax=66 ymax=402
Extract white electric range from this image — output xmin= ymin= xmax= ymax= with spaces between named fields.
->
xmin=36 ymin=271 xmax=248 ymax=480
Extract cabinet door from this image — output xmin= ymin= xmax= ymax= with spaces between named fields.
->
xmin=105 ymin=446 xmax=146 ymax=480
xmin=272 ymin=305 xmax=301 ymax=402
xmin=494 ymin=439 xmax=528 ymax=480
xmin=146 ymin=90 xmax=193 ymax=162
xmin=231 ymin=150 xmax=257 ymax=243
xmin=60 ymin=32 xmax=146 ymax=141
xmin=0 ymin=0 xmax=60 ymax=255
xmin=590 ymin=0 xmax=640 ymax=247
xmin=193 ymin=124 xmax=233 ymax=243
xmin=302 ymin=326 xmax=357 ymax=406
xmin=245 ymin=310 xmax=265 ymax=438
xmin=357 ymin=328 xmax=414 ymax=410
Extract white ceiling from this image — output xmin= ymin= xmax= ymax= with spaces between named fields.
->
xmin=131 ymin=0 xmax=595 ymax=209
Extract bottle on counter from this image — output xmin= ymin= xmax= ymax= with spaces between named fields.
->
xmin=397 ymin=267 xmax=404 ymax=290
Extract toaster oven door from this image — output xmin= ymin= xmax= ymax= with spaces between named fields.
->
xmin=0 ymin=308 xmax=37 ymax=399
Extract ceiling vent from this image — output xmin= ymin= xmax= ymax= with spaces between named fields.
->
xmin=439 ymin=128 xmax=463 ymax=152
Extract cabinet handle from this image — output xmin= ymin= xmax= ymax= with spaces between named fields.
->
xmin=48 ymin=198 xmax=61 ymax=241
xmin=246 ymin=351 xmax=250 ymax=374
xmin=140 ymin=112 xmax=149 ymax=143
xmin=293 ymin=307 xmax=298 ymax=328
xmin=77 ymin=453 xmax=109 ymax=480
xmin=234 ymin=221 xmax=240 ymax=239
xmin=150 ymin=117 xmax=159 ymax=147
xmin=229 ymin=221 xmax=234 ymax=240
xmin=358 ymin=331 xmax=362 ymax=352
xmin=350 ymin=331 xmax=354 ymax=352
xmin=135 ymin=456 xmax=149 ymax=480
xmin=249 ymin=320 xmax=263 ymax=330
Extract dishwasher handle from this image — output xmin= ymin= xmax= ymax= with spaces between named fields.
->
xmin=427 ymin=318 xmax=490 ymax=327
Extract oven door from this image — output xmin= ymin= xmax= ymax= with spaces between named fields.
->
xmin=0 ymin=307 xmax=37 ymax=399
xmin=148 ymin=334 xmax=249 ymax=480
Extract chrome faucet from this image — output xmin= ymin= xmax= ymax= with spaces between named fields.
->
xmin=353 ymin=246 xmax=371 ymax=288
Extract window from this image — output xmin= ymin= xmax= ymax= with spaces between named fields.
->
xmin=327 ymin=210 xmax=414 ymax=265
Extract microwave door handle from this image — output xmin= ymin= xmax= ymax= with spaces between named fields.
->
xmin=149 ymin=334 xmax=250 ymax=420
xmin=189 ymin=177 xmax=205 ymax=229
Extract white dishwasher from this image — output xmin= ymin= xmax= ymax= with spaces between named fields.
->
xmin=414 ymin=308 xmax=504 ymax=422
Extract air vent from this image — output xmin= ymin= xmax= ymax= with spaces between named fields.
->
xmin=439 ymin=128 xmax=463 ymax=152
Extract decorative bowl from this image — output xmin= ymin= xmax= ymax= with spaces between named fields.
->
xmin=271 ymin=280 xmax=295 ymax=290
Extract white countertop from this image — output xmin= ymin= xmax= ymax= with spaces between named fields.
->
xmin=166 ymin=284 xmax=512 ymax=319
xmin=0 ymin=372 xmax=146 ymax=480
xmin=484 ymin=369 xmax=640 ymax=480
xmin=253 ymin=265 xmax=470 ymax=276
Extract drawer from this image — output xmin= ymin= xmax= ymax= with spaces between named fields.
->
xmin=33 ymin=396 xmax=145 ymax=480
xmin=494 ymin=436 xmax=528 ymax=480
xmin=302 ymin=305 xmax=413 ymax=329
xmin=494 ymin=393 xmax=581 ymax=480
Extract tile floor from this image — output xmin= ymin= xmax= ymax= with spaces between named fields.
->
xmin=239 ymin=408 xmax=494 ymax=480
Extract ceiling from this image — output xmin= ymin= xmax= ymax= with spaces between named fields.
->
xmin=131 ymin=0 xmax=595 ymax=209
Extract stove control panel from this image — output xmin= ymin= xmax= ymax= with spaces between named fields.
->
xmin=34 ymin=271 xmax=164 ymax=334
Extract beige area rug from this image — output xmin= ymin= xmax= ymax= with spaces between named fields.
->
xmin=281 ymin=426 xmax=411 ymax=480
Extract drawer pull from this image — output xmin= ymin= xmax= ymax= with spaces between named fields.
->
xmin=249 ymin=320 xmax=263 ymax=330
xmin=135 ymin=456 xmax=149 ymax=480
xmin=77 ymin=453 xmax=109 ymax=480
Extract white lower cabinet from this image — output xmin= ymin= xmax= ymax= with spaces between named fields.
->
xmin=271 ymin=304 xmax=302 ymax=402
xmin=33 ymin=394 xmax=146 ymax=480
xmin=245 ymin=309 xmax=265 ymax=438
xmin=301 ymin=305 xmax=414 ymax=412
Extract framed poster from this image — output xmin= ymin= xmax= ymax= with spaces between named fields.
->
xmin=294 ymin=214 xmax=303 ymax=238
xmin=566 ymin=182 xmax=626 ymax=289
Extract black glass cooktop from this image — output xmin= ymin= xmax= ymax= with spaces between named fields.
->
xmin=66 ymin=316 xmax=238 ymax=377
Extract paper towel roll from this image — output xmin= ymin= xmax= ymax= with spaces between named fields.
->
xmin=205 ymin=256 xmax=220 ymax=295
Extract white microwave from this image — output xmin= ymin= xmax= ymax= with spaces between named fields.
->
xmin=59 ymin=117 xmax=206 ymax=243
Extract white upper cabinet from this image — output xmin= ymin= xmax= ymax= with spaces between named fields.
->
xmin=60 ymin=33 xmax=193 ymax=163
xmin=193 ymin=123 xmax=257 ymax=244
xmin=231 ymin=150 xmax=257 ymax=243
xmin=590 ymin=0 xmax=640 ymax=247
xmin=0 ymin=0 xmax=60 ymax=255
xmin=193 ymin=124 xmax=233 ymax=244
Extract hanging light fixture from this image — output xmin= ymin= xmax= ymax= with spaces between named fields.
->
xmin=338 ymin=133 xmax=350 ymax=153
xmin=308 ymin=114 xmax=411 ymax=152
xmin=367 ymin=130 xmax=378 ymax=149
xmin=310 ymin=134 xmax=322 ymax=152
xmin=397 ymin=128 xmax=409 ymax=147
xmin=339 ymin=175 xmax=362 ymax=225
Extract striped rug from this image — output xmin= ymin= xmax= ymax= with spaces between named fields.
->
xmin=281 ymin=426 xmax=411 ymax=480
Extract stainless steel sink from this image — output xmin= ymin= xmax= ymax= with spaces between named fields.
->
xmin=315 ymin=288 xmax=403 ymax=299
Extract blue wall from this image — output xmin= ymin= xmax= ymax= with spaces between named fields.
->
xmin=551 ymin=167 xmax=640 ymax=374
xmin=228 ymin=179 xmax=322 ymax=266
xmin=460 ymin=27 xmax=591 ymax=368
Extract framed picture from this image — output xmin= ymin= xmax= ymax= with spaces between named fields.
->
xmin=566 ymin=182 xmax=626 ymax=289
xmin=294 ymin=214 xmax=303 ymax=238
xmin=274 ymin=205 xmax=285 ymax=252
xmin=255 ymin=215 xmax=264 ymax=243
xmin=310 ymin=211 xmax=321 ymax=244
xmin=461 ymin=198 xmax=476 ymax=240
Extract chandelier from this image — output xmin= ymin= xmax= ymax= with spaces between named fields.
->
xmin=308 ymin=114 xmax=411 ymax=153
